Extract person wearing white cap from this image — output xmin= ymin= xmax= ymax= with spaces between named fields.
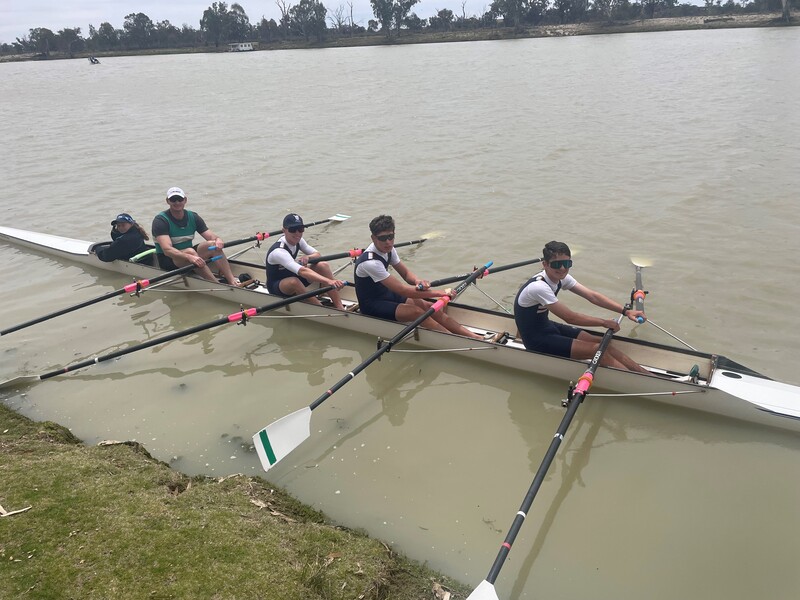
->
xmin=151 ymin=187 xmax=240 ymax=285
xmin=95 ymin=213 xmax=150 ymax=262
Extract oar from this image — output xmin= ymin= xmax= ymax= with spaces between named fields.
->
xmin=308 ymin=238 xmax=426 ymax=265
xmin=251 ymin=260 xmax=493 ymax=472
xmin=0 ymin=255 xmax=224 ymax=337
xmin=230 ymin=238 xmax=427 ymax=271
xmin=466 ymin=314 xmax=624 ymax=600
xmin=423 ymin=257 xmax=543 ymax=288
xmin=225 ymin=214 xmax=350 ymax=248
xmin=0 ymin=283 xmax=347 ymax=391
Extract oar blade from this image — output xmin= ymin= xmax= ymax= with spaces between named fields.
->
xmin=466 ymin=580 xmax=500 ymax=600
xmin=0 ymin=375 xmax=41 ymax=391
xmin=252 ymin=407 xmax=312 ymax=472
xmin=329 ymin=213 xmax=351 ymax=222
xmin=630 ymin=256 xmax=652 ymax=268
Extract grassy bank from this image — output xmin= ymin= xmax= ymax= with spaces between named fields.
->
xmin=0 ymin=403 xmax=469 ymax=599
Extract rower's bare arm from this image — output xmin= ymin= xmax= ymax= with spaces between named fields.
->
xmin=548 ymin=300 xmax=618 ymax=330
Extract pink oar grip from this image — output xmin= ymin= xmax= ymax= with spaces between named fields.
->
xmin=228 ymin=307 xmax=257 ymax=322
xmin=574 ymin=372 xmax=594 ymax=395
xmin=124 ymin=280 xmax=150 ymax=293
xmin=431 ymin=296 xmax=451 ymax=312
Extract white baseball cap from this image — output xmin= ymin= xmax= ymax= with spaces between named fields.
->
xmin=166 ymin=187 xmax=186 ymax=199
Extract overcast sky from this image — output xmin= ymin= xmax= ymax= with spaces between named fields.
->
xmin=1 ymin=0 xmax=495 ymax=45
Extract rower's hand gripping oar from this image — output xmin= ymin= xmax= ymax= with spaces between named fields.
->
xmin=419 ymin=256 xmax=542 ymax=289
xmin=0 ymin=255 xmax=224 ymax=337
xmin=0 ymin=283 xmax=348 ymax=391
xmin=252 ymin=260 xmax=493 ymax=473
xmin=466 ymin=313 xmax=624 ymax=600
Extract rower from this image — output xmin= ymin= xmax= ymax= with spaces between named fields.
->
xmin=354 ymin=214 xmax=483 ymax=340
xmin=265 ymin=213 xmax=346 ymax=309
xmin=513 ymin=240 xmax=649 ymax=372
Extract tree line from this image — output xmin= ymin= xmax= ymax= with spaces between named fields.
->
xmin=3 ymin=0 xmax=793 ymax=56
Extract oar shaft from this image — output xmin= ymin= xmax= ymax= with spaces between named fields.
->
xmin=225 ymin=217 xmax=334 ymax=248
xmin=483 ymin=314 xmax=622 ymax=586
xmin=428 ymin=257 xmax=542 ymax=288
xmin=307 ymin=239 xmax=425 ymax=266
xmin=36 ymin=283 xmax=344 ymax=382
xmin=0 ymin=256 xmax=224 ymax=337
xmin=308 ymin=261 xmax=491 ymax=413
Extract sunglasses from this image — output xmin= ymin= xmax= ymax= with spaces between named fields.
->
xmin=375 ymin=233 xmax=395 ymax=242
xmin=287 ymin=226 xmax=304 ymax=233
xmin=168 ymin=197 xmax=185 ymax=203
xmin=549 ymin=259 xmax=573 ymax=270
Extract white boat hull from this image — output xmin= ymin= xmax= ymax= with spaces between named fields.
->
xmin=2 ymin=225 xmax=800 ymax=433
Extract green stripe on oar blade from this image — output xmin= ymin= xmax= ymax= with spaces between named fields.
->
xmin=252 ymin=407 xmax=312 ymax=471
xmin=466 ymin=580 xmax=499 ymax=600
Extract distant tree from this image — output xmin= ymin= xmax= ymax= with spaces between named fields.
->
xmin=123 ymin=13 xmax=155 ymax=49
xmin=25 ymin=27 xmax=57 ymax=56
xmin=289 ymin=0 xmax=328 ymax=41
xmin=405 ymin=12 xmax=426 ymax=30
xmin=276 ymin=0 xmax=293 ymax=39
xmin=782 ymin=0 xmax=791 ymax=21
xmin=228 ymin=3 xmax=252 ymax=40
xmin=369 ymin=0 xmax=419 ymax=35
xmin=429 ymin=8 xmax=455 ymax=30
xmin=153 ymin=20 xmax=181 ymax=47
xmin=490 ymin=0 xmax=525 ymax=27
xmin=201 ymin=2 xmax=230 ymax=46
xmin=329 ymin=4 xmax=348 ymax=33
xmin=368 ymin=18 xmax=380 ymax=31
xmin=257 ymin=17 xmax=280 ymax=41
xmin=56 ymin=27 xmax=83 ymax=56
xmin=90 ymin=22 xmax=121 ymax=50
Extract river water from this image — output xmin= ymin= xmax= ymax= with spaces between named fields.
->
xmin=2 ymin=27 xmax=800 ymax=598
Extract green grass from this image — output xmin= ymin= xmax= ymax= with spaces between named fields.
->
xmin=0 ymin=403 xmax=469 ymax=599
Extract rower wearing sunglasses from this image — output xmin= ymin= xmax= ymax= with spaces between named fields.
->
xmin=152 ymin=186 xmax=241 ymax=286
xmin=514 ymin=240 xmax=649 ymax=372
xmin=354 ymin=214 xmax=483 ymax=340
xmin=265 ymin=213 xmax=346 ymax=309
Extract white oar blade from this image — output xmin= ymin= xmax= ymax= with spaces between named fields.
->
xmin=466 ymin=580 xmax=500 ymax=600
xmin=330 ymin=213 xmax=351 ymax=222
xmin=0 ymin=375 xmax=41 ymax=390
xmin=631 ymin=256 xmax=652 ymax=268
xmin=252 ymin=407 xmax=312 ymax=472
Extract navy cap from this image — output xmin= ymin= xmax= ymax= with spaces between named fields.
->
xmin=283 ymin=213 xmax=304 ymax=229
xmin=112 ymin=213 xmax=135 ymax=225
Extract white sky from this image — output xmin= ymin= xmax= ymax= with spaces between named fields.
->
xmin=1 ymin=0 xmax=495 ymax=45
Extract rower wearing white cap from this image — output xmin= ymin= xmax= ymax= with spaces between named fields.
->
xmin=151 ymin=187 xmax=240 ymax=285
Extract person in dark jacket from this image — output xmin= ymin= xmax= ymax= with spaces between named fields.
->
xmin=95 ymin=213 xmax=149 ymax=262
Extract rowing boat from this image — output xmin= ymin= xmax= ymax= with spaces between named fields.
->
xmin=1 ymin=225 xmax=799 ymax=433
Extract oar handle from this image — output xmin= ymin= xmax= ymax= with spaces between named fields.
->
xmin=425 ymin=257 xmax=542 ymax=288
xmin=482 ymin=314 xmax=621 ymax=587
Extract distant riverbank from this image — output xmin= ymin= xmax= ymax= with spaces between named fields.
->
xmin=2 ymin=12 xmax=795 ymax=63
